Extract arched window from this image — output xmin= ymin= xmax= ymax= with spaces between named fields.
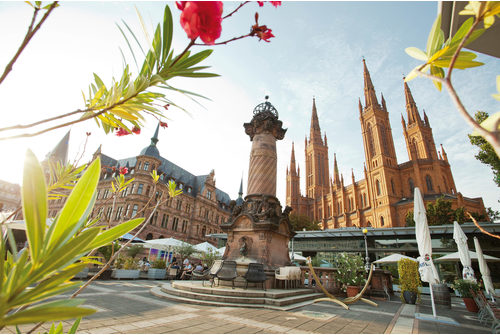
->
xmin=146 ymin=233 xmax=153 ymax=240
xmin=380 ymin=216 xmax=385 ymax=226
xmin=367 ymin=123 xmax=375 ymax=157
xmin=408 ymin=178 xmax=414 ymax=194
xmin=425 ymin=175 xmax=433 ymax=191
xmin=391 ymin=179 xmax=396 ymax=195
xmin=201 ymin=226 xmax=206 ymax=237
xmin=376 ymin=180 xmax=381 ymax=196
xmin=380 ymin=124 xmax=390 ymax=155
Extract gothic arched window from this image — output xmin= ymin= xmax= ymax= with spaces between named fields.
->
xmin=391 ymin=179 xmax=396 ymax=195
xmin=376 ymin=180 xmax=381 ymax=196
xmin=408 ymin=178 xmax=414 ymax=194
xmin=367 ymin=123 xmax=375 ymax=157
xmin=426 ymin=175 xmax=434 ymax=191
xmin=380 ymin=216 xmax=385 ymax=226
xmin=380 ymin=124 xmax=390 ymax=155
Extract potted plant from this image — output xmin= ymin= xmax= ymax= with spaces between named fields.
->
xmin=452 ymin=279 xmax=480 ymax=312
xmin=398 ymin=258 xmax=421 ymax=304
xmin=148 ymin=259 xmax=167 ymax=279
xmin=97 ymin=241 xmax=121 ymax=280
xmin=335 ymin=252 xmax=366 ymax=297
xmin=112 ymin=256 xmax=140 ymax=279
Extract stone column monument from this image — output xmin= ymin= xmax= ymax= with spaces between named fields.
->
xmin=221 ymin=97 xmax=295 ymax=282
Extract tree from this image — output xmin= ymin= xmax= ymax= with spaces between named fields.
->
xmin=487 ymin=206 xmax=500 ymax=221
xmin=289 ymin=213 xmax=321 ymax=231
xmin=468 ymin=111 xmax=500 ymax=187
xmin=405 ymin=210 xmax=415 ymax=226
xmin=426 ymin=196 xmax=454 ymax=226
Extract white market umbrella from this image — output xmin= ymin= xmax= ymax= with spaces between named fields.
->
xmin=143 ymin=237 xmax=190 ymax=261
xmin=474 ymin=237 xmax=495 ymax=302
xmin=434 ymin=251 xmax=500 ymax=262
xmin=414 ymin=187 xmax=440 ymax=318
xmin=290 ymin=252 xmax=307 ymax=262
xmin=217 ymin=246 xmax=226 ymax=255
xmin=453 ymin=221 xmax=475 ymax=281
xmin=373 ymin=254 xmax=417 ymax=264
xmin=194 ymin=242 xmax=219 ymax=254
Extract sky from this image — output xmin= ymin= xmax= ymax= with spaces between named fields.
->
xmin=0 ymin=1 xmax=499 ymax=214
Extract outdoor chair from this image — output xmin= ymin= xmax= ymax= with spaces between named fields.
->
xmin=244 ymin=263 xmax=267 ymax=290
xmin=472 ymin=289 xmax=500 ymax=333
xmin=275 ymin=267 xmax=292 ymax=289
xmin=166 ymin=268 xmax=179 ymax=280
xmin=215 ymin=260 xmax=238 ymax=289
xmin=191 ymin=268 xmax=210 ymax=281
xmin=203 ymin=259 xmax=223 ymax=287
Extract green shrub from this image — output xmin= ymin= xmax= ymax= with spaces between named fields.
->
xmin=125 ymin=244 xmax=143 ymax=259
xmin=151 ymin=259 xmax=166 ymax=269
xmin=398 ymin=258 xmax=421 ymax=302
xmin=452 ymin=279 xmax=480 ymax=298
xmin=334 ymin=252 xmax=366 ymax=289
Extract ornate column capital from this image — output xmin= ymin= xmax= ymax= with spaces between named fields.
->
xmin=244 ymin=99 xmax=287 ymax=141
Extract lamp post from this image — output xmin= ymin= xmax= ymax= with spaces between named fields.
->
xmin=362 ymin=228 xmax=370 ymax=272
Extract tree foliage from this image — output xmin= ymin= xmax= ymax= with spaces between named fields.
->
xmin=468 ymin=111 xmax=500 ymax=187
xmin=289 ymin=214 xmax=321 ymax=231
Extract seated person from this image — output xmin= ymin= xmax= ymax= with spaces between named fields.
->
xmin=138 ymin=257 xmax=150 ymax=271
xmin=193 ymin=262 xmax=204 ymax=274
xmin=180 ymin=262 xmax=193 ymax=279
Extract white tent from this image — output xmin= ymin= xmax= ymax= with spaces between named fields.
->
xmin=373 ymin=254 xmax=417 ymax=264
xmin=217 ymin=246 xmax=226 ymax=255
xmin=453 ymin=221 xmax=475 ymax=281
xmin=194 ymin=242 xmax=219 ymax=254
xmin=435 ymin=250 xmax=500 ymax=262
xmin=143 ymin=237 xmax=189 ymax=251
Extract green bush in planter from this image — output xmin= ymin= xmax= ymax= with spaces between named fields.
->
xmin=334 ymin=252 xmax=366 ymax=291
xmin=452 ymin=279 xmax=480 ymax=298
xmin=151 ymin=259 xmax=166 ymax=269
xmin=398 ymin=258 xmax=421 ymax=303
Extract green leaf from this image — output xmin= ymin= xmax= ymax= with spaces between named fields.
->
xmin=426 ymin=15 xmax=443 ymax=57
xmin=432 ymin=59 xmax=484 ymax=69
xmin=87 ymin=218 xmax=144 ymax=250
xmin=450 ymin=17 xmax=474 ymax=46
xmin=430 ymin=65 xmax=444 ymax=91
xmin=0 ymin=299 xmax=95 ymax=326
xmin=45 ymin=158 xmax=100 ymax=252
xmin=493 ymin=75 xmax=500 ymax=101
xmin=161 ymin=5 xmax=173 ymax=64
xmin=69 ymin=318 xmax=81 ymax=334
xmin=472 ymin=112 xmax=500 ymax=135
xmin=22 ymin=150 xmax=47 ymax=263
xmin=405 ymin=47 xmax=428 ymax=61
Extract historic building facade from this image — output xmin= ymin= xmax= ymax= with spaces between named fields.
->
xmin=0 ymin=179 xmax=20 ymax=212
xmin=48 ymin=125 xmax=239 ymax=245
xmin=286 ymin=60 xmax=487 ymax=229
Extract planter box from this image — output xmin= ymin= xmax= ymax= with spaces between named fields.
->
xmin=148 ymin=268 xmax=166 ymax=280
xmin=112 ymin=269 xmax=140 ymax=280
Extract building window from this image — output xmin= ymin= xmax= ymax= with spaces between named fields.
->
xmin=380 ymin=216 xmax=385 ymax=226
xmin=367 ymin=123 xmax=375 ymax=157
xmin=176 ymin=200 xmax=182 ymax=210
xmin=426 ymin=175 xmax=434 ymax=191
xmin=161 ymin=214 xmax=169 ymax=228
xmin=131 ymin=204 xmax=138 ymax=217
xmin=105 ymin=207 xmax=112 ymax=220
xmin=130 ymin=168 xmax=134 ymax=175
xmin=146 ymin=233 xmax=153 ymax=240
xmin=172 ymin=217 xmax=179 ymax=231
xmin=187 ymin=187 xmax=192 ymax=193
xmin=166 ymin=197 xmax=173 ymax=207
xmin=137 ymin=184 xmax=144 ymax=195
xmin=146 ymin=186 xmax=150 ymax=196
xmin=207 ymin=191 xmax=212 ymax=200
xmin=201 ymin=226 xmax=206 ymax=237
xmin=124 ymin=204 xmax=130 ymax=217
xmin=391 ymin=179 xmax=395 ymax=195
xmin=215 ymin=215 xmax=219 ymax=224
xmin=102 ymin=189 xmax=109 ymax=199
xmin=408 ymin=178 xmax=414 ymax=194
xmin=114 ymin=206 xmax=123 ymax=220
xmin=96 ymin=190 xmax=101 ymax=200
xmin=186 ymin=204 xmax=191 ymax=213
xmin=151 ymin=164 xmax=155 ymax=171
xmin=179 ymin=183 xmax=183 ymax=190
xmin=144 ymin=162 xmax=150 ymax=171
xmin=182 ymin=220 xmax=188 ymax=233
xmin=130 ymin=184 xmax=135 ymax=194
xmin=376 ymin=180 xmax=381 ymax=196
xmin=151 ymin=211 xmax=158 ymax=225
xmin=137 ymin=162 xmax=142 ymax=170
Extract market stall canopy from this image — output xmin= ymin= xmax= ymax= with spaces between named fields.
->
xmin=143 ymin=237 xmax=190 ymax=251
xmin=194 ymin=241 xmax=219 ymax=254
xmin=435 ymin=250 xmax=500 ymax=262
xmin=120 ymin=233 xmax=145 ymax=243
xmin=373 ymin=254 xmax=417 ymax=264
xmin=290 ymin=252 xmax=307 ymax=261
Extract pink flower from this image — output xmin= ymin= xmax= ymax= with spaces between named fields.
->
xmin=115 ymin=128 xmax=130 ymax=136
xmin=257 ymin=1 xmax=281 ymax=7
xmin=163 ymin=104 xmax=170 ymax=110
xmin=160 ymin=121 xmax=168 ymax=128
xmin=132 ymin=126 xmax=141 ymax=134
xmin=257 ymin=1 xmax=264 ymax=6
xmin=177 ymin=1 xmax=223 ymax=45
xmin=258 ymin=28 xmax=274 ymax=42
xmin=119 ymin=167 xmax=128 ymax=175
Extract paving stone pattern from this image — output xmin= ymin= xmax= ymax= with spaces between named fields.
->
xmin=0 ymin=280 xmax=492 ymax=334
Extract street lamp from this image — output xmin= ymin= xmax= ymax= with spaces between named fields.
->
xmin=362 ymin=228 xmax=370 ymax=272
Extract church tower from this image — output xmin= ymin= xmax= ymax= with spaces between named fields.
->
xmin=305 ymin=98 xmax=330 ymax=199
xmin=286 ymin=142 xmax=301 ymax=210
xmin=359 ymin=60 xmax=400 ymax=227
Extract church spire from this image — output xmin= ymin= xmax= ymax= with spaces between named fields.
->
xmin=363 ymin=59 xmax=379 ymax=107
xmin=309 ymin=97 xmax=323 ymax=144
xmin=151 ymin=122 xmax=160 ymax=146
xmin=404 ymin=79 xmax=422 ymax=125
xmin=290 ymin=142 xmax=297 ymax=175
xmin=46 ymin=130 xmax=70 ymax=164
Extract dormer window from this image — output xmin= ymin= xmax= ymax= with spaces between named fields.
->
xmin=137 ymin=162 xmax=142 ymax=170
xmin=207 ymin=191 xmax=212 ymax=200
xmin=144 ymin=162 xmax=150 ymax=171
xmin=130 ymin=168 xmax=134 ymax=175
xmin=179 ymin=183 xmax=184 ymax=190
xmin=187 ymin=187 xmax=192 ymax=193
xmin=160 ymin=174 xmax=164 ymax=180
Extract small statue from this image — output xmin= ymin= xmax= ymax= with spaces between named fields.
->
xmin=282 ymin=205 xmax=293 ymax=217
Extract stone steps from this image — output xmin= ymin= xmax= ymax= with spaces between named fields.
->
xmin=150 ymin=281 xmax=324 ymax=311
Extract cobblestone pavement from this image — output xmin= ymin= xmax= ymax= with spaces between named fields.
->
xmin=1 ymin=280 xmax=492 ymax=334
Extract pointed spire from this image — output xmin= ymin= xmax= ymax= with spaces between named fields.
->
xmin=324 ymin=133 xmax=328 ymax=146
xmin=333 ymin=153 xmax=340 ymax=185
xmin=358 ymin=98 xmax=363 ymax=115
xmin=351 ymin=168 xmax=355 ymax=183
xmin=290 ymin=142 xmax=297 ymax=175
xmin=46 ymin=130 xmax=70 ymax=164
xmin=95 ymin=144 xmax=102 ymax=156
xmin=440 ymin=144 xmax=448 ymax=162
xmin=309 ymin=97 xmax=323 ymax=144
xmin=381 ymin=93 xmax=387 ymax=111
xmin=341 ymin=173 xmax=344 ymax=186
xmin=239 ymin=176 xmax=243 ymax=197
xmin=423 ymin=110 xmax=430 ymax=126
xmin=151 ymin=122 xmax=160 ymax=146
xmin=363 ymin=59 xmax=379 ymax=107
xmin=404 ymin=79 xmax=421 ymax=125
xmin=401 ymin=114 xmax=407 ymax=130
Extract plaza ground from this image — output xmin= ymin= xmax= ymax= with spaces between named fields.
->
xmin=1 ymin=280 xmax=492 ymax=334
